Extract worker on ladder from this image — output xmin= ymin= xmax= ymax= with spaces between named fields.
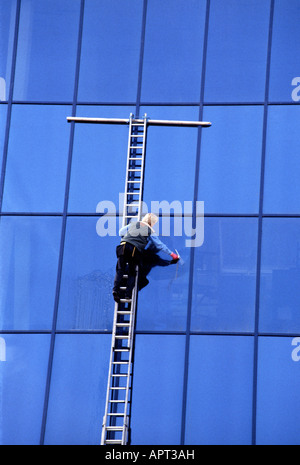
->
xmin=112 ymin=213 xmax=180 ymax=303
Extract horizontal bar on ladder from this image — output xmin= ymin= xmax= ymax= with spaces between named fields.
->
xmin=66 ymin=116 xmax=211 ymax=127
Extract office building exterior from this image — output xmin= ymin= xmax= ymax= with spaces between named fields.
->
xmin=0 ymin=0 xmax=300 ymax=445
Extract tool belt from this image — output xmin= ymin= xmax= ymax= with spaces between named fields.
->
xmin=117 ymin=242 xmax=138 ymax=258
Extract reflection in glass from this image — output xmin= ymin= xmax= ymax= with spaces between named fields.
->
xmin=0 ymin=0 xmax=16 ymax=102
xmin=141 ymin=0 xmax=206 ymax=102
xmin=57 ymin=217 xmax=118 ymax=330
xmin=2 ymin=105 xmax=71 ymax=212
xmin=0 ymin=216 xmax=61 ymax=330
xmin=185 ymin=335 xmax=253 ymax=445
xmin=130 ymin=335 xmax=185 ymax=445
xmin=198 ymin=105 xmax=264 ymax=214
xmin=269 ymin=0 xmax=300 ymax=102
xmin=140 ymin=106 xmax=199 ymax=209
xmin=44 ymin=334 xmax=111 ymax=445
xmin=191 ymin=218 xmax=258 ymax=332
xmin=136 ymin=217 xmax=193 ymax=332
xmin=78 ymin=0 xmax=143 ymax=102
xmin=68 ymin=106 xmax=135 ymax=213
xmin=14 ymin=0 xmax=80 ymax=101
xmin=0 ymin=104 xmax=7 ymax=169
xmin=205 ymin=0 xmax=270 ymax=102
xmin=256 ymin=336 xmax=300 ymax=445
xmin=263 ymin=106 xmax=300 ymax=214
xmin=259 ymin=219 xmax=300 ymax=333
xmin=0 ymin=334 xmax=50 ymax=445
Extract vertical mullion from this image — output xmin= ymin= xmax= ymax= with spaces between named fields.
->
xmin=0 ymin=0 xmax=21 ymax=212
xmin=251 ymin=0 xmax=275 ymax=446
xmin=39 ymin=0 xmax=85 ymax=445
xmin=180 ymin=0 xmax=211 ymax=445
xmin=135 ymin=0 xmax=148 ymax=119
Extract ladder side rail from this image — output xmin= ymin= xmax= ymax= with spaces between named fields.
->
xmin=122 ymin=114 xmax=134 ymax=228
xmin=101 ymin=301 xmax=120 ymax=445
xmin=122 ymin=267 xmax=139 ymax=445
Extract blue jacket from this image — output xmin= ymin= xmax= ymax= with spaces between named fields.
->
xmin=119 ymin=223 xmax=173 ymax=256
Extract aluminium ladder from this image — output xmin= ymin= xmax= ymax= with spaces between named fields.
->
xmin=100 ymin=113 xmax=147 ymax=446
xmin=66 ymin=113 xmax=211 ymax=446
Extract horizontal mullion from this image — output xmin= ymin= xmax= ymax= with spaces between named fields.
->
xmin=0 ymin=329 xmax=298 ymax=338
xmin=3 ymin=212 xmax=300 ymax=218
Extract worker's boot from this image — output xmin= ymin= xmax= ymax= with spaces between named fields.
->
xmin=112 ymin=291 xmax=120 ymax=303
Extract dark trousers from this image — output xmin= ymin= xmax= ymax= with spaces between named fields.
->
xmin=113 ymin=242 xmax=142 ymax=298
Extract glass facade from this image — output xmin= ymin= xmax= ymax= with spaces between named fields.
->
xmin=0 ymin=0 xmax=300 ymax=446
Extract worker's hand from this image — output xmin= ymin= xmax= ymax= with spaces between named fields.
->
xmin=170 ymin=252 xmax=180 ymax=264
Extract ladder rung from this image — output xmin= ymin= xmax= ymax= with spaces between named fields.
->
xmin=128 ymin=169 xmax=142 ymax=171
xmin=105 ymin=426 xmax=125 ymax=430
xmin=110 ymin=387 xmax=127 ymax=390
xmin=131 ymin=123 xmax=144 ymax=126
xmin=129 ymin=157 xmax=142 ymax=160
xmin=131 ymin=134 xmax=144 ymax=137
xmin=113 ymin=348 xmax=130 ymax=352
xmin=109 ymin=399 xmax=126 ymax=403
xmin=130 ymin=146 xmax=143 ymax=149
xmin=120 ymin=299 xmax=132 ymax=303
xmin=116 ymin=311 xmax=131 ymax=315
xmin=126 ymin=193 xmax=140 ymax=196
xmin=127 ymin=180 xmax=141 ymax=183
xmin=116 ymin=323 xmax=131 ymax=327
xmin=111 ymin=373 xmax=128 ymax=377
xmin=112 ymin=361 xmax=129 ymax=364
xmin=107 ymin=412 xmax=126 ymax=416
xmin=114 ymin=335 xmax=129 ymax=339
xmin=105 ymin=439 xmax=124 ymax=443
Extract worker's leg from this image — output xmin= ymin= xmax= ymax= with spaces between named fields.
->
xmin=124 ymin=246 xmax=142 ymax=299
xmin=112 ymin=245 xmax=126 ymax=300
xmin=125 ymin=261 xmax=136 ymax=299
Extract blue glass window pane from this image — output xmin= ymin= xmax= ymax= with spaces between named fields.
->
xmin=0 ymin=216 xmax=61 ymax=330
xmin=0 ymin=334 xmax=50 ymax=445
xmin=57 ymin=217 xmax=118 ymax=330
xmin=78 ymin=0 xmax=143 ymax=102
xmin=130 ymin=335 xmax=185 ymax=445
xmin=136 ymin=217 xmax=192 ymax=332
xmin=259 ymin=219 xmax=300 ymax=333
xmin=269 ymin=0 xmax=300 ymax=102
xmin=68 ymin=106 xmax=135 ymax=213
xmin=0 ymin=0 xmax=16 ymax=102
xmin=0 ymin=104 xmax=7 ymax=168
xmin=141 ymin=0 xmax=206 ymax=102
xmin=14 ymin=0 xmax=80 ymax=101
xmin=256 ymin=336 xmax=300 ymax=445
xmin=44 ymin=334 xmax=110 ymax=445
xmin=141 ymin=106 xmax=199 ymax=209
xmin=2 ymin=105 xmax=71 ymax=212
xmin=198 ymin=106 xmax=264 ymax=214
xmin=191 ymin=218 xmax=258 ymax=333
xmin=263 ymin=106 xmax=300 ymax=214
xmin=205 ymin=0 xmax=270 ymax=103
xmin=185 ymin=335 xmax=253 ymax=445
